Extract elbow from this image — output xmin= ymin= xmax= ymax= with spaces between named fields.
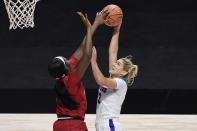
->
xmin=96 ymin=77 xmax=105 ymax=86
xmin=96 ymin=79 xmax=103 ymax=86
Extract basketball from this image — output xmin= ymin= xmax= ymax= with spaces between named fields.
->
xmin=103 ymin=4 xmax=123 ymax=27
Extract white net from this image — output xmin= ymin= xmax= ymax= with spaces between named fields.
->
xmin=3 ymin=0 xmax=39 ymax=30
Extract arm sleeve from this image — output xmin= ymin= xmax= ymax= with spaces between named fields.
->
xmin=113 ymin=78 xmax=127 ymax=90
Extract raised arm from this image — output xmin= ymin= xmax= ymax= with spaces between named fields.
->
xmin=91 ymin=46 xmax=117 ymax=89
xmin=72 ymin=11 xmax=108 ymax=60
xmin=71 ymin=33 xmax=87 ymax=60
xmin=76 ymin=11 xmax=109 ymax=78
xmin=75 ymin=12 xmax=92 ymax=78
xmin=109 ymin=22 xmax=122 ymax=70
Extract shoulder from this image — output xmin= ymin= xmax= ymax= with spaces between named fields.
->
xmin=69 ymin=56 xmax=79 ymax=68
xmin=113 ymin=78 xmax=128 ymax=90
xmin=62 ymin=68 xmax=81 ymax=88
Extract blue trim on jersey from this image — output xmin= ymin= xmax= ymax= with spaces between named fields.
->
xmin=109 ymin=119 xmax=115 ymax=131
xmin=99 ymin=86 xmax=107 ymax=93
xmin=122 ymin=79 xmax=128 ymax=87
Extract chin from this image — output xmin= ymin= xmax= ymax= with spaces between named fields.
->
xmin=109 ymin=70 xmax=113 ymax=74
xmin=109 ymin=71 xmax=115 ymax=76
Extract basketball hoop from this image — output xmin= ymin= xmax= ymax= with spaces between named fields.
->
xmin=3 ymin=0 xmax=40 ymax=30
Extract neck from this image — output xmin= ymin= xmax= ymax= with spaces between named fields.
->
xmin=111 ymin=75 xmax=123 ymax=79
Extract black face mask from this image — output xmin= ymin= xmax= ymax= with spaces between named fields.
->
xmin=54 ymin=80 xmax=79 ymax=110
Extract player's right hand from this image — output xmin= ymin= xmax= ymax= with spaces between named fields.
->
xmin=94 ymin=10 xmax=109 ymax=25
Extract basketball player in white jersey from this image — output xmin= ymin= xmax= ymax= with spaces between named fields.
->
xmin=91 ymin=21 xmax=138 ymax=131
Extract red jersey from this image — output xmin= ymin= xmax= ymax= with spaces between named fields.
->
xmin=56 ymin=57 xmax=87 ymax=120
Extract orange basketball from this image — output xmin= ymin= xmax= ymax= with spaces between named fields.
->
xmin=103 ymin=4 xmax=123 ymax=27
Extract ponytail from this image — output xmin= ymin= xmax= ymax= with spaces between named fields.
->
xmin=121 ymin=57 xmax=138 ymax=86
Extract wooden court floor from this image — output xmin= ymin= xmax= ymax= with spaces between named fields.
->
xmin=0 ymin=114 xmax=196 ymax=131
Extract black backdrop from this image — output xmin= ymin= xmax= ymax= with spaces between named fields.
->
xmin=0 ymin=0 xmax=197 ymax=113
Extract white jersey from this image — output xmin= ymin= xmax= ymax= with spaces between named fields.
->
xmin=96 ymin=78 xmax=128 ymax=121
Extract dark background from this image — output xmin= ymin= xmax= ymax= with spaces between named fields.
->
xmin=0 ymin=0 xmax=197 ymax=113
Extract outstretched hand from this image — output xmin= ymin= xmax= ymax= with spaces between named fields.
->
xmin=77 ymin=12 xmax=91 ymax=29
xmin=93 ymin=10 xmax=109 ymax=25
xmin=91 ymin=46 xmax=97 ymax=62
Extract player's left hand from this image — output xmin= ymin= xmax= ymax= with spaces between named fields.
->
xmin=91 ymin=46 xmax=97 ymax=62
xmin=77 ymin=12 xmax=91 ymax=29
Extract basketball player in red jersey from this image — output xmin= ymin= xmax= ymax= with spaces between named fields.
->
xmin=48 ymin=11 xmax=108 ymax=131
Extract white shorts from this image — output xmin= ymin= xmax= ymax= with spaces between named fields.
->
xmin=95 ymin=118 xmax=124 ymax=131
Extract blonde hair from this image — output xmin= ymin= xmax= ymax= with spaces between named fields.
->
xmin=121 ymin=55 xmax=138 ymax=86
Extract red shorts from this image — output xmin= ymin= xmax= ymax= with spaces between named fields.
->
xmin=53 ymin=120 xmax=88 ymax=131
